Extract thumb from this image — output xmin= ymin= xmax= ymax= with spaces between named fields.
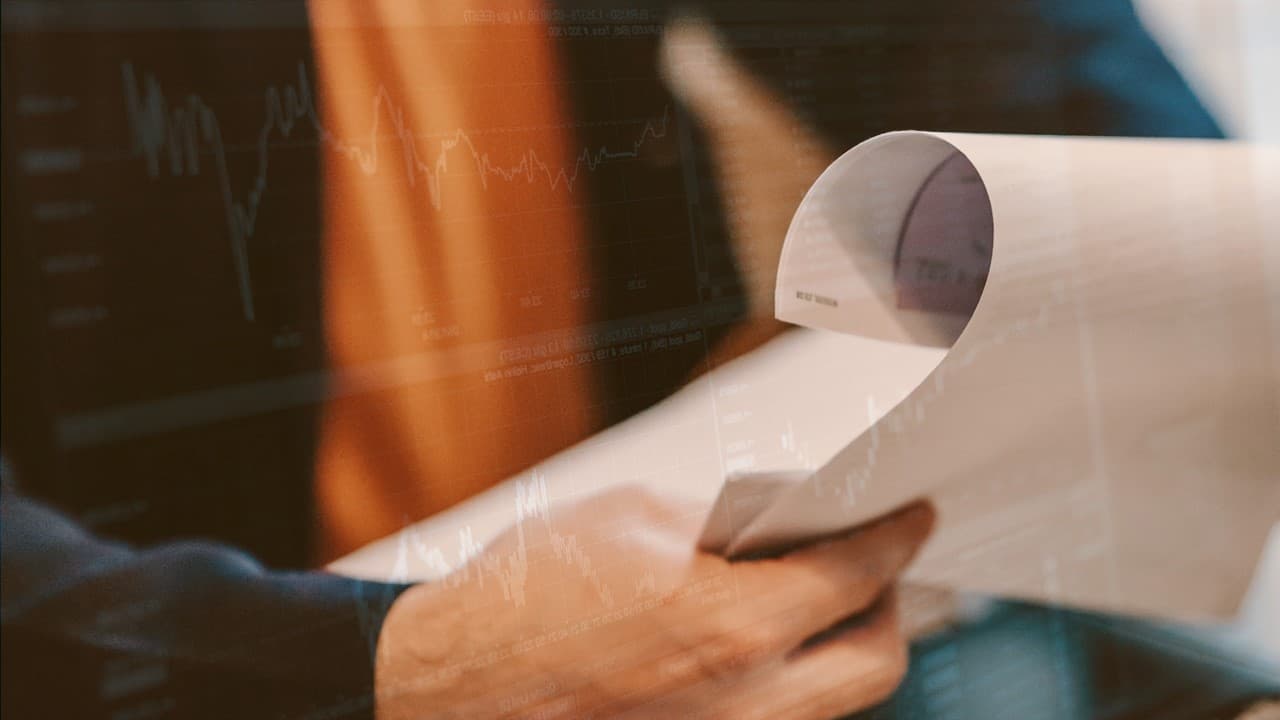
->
xmin=659 ymin=16 xmax=835 ymax=328
xmin=659 ymin=15 xmax=829 ymax=162
xmin=658 ymin=16 xmax=771 ymax=133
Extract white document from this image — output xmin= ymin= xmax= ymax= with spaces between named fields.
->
xmin=330 ymin=328 xmax=944 ymax=580
xmin=704 ymin=131 xmax=1280 ymax=622
xmin=334 ymin=131 xmax=1279 ymax=628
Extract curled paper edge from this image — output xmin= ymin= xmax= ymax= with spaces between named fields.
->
xmin=706 ymin=131 xmax=1280 ymax=622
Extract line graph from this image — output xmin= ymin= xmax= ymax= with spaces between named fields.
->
xmin=122 ymin=61 xmax=673 ymax=321
xmin=383 ymin=470 xmax=639 ymax=610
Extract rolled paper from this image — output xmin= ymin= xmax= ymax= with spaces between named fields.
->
xmin=711 ymin=131 xmax=1280 ymax=622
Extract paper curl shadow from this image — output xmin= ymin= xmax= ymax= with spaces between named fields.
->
xmin=703 ymin=134 xmax=994 ymax=553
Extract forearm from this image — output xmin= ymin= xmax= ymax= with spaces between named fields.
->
xmin=1 ymin=477 xmax=412 ymax=719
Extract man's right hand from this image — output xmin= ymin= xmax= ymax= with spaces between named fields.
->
xmin=375 ymin=487 xmax=934 ymax=719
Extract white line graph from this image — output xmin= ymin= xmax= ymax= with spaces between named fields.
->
xmin=122 ymin=61 xmax=673 ymax=321
xmin=387 ymin=470 xmax=641 ymax=610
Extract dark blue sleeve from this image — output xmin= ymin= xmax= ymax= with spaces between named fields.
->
xmin=0 ymin=466 xmax=413 ymax=719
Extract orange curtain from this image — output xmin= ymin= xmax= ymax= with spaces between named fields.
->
xmin=309 ymin=0 xmax=595 ymax=560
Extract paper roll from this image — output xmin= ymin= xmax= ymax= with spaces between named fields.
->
xmin=710 ymin=131 xmax=1280 ymax=621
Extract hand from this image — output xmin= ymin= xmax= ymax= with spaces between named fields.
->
xmin=375 ymin=487 xmax=934 ymax=719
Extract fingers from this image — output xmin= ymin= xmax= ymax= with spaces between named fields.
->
xmin=723 ymin=590 xmax=908 ymax=720
xmin=617 ymin=590 xmax=910 ymax=720
xmin=730 ymin=501 xmax=935 ymax=650
xmin=777 ymin=501 xmax=935 ymax=584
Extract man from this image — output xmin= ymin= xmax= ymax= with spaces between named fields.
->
xmin=1 ymin=0 xmax=1221 ymax=717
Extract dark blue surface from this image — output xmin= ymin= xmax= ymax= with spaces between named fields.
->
xmin=857 ymin=602 xmax=1278 ymax=719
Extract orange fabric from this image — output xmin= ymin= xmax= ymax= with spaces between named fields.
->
xmin=309 ymin=1 xmax=596 ymax=560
